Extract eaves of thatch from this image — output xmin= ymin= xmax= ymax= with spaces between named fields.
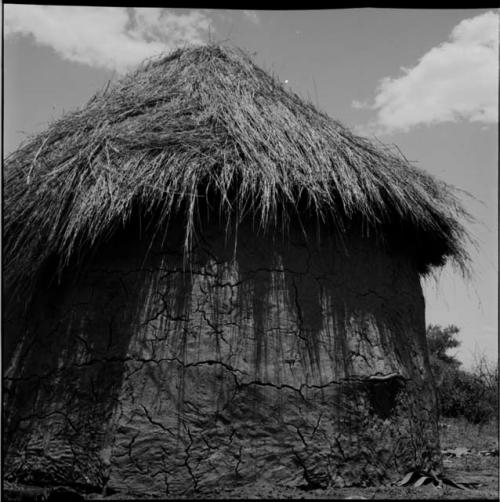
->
xmin=3 ymin=44 xmax=472 ymax=304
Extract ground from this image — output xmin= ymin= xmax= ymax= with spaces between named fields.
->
xmin=3 ymin=418 xmax=498 ymax=500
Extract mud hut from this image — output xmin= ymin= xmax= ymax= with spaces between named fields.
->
xmin=3 ymin=45 xmax=471 ymax=497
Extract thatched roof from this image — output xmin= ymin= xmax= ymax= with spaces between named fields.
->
xmin=4 ymin=44 xmax=471 ymax=302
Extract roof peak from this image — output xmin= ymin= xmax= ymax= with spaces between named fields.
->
xmin=4 ymin=43 xmax=472 ymax=303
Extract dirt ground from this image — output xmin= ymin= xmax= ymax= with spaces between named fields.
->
xmin=3 ymin=418 xmax=498 ymax=500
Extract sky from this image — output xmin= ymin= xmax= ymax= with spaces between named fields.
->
xmin=3 ymin=6 xmax=498 ymax=369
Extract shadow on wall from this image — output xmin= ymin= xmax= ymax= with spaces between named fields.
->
xmin=2 ymin=211 xmax=434 ymax=492
xmin=2 ymin=221 xmax=191 ymax=488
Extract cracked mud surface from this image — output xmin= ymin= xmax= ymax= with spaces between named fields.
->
xmin=3 ymin=223 xmax=441 ymax=497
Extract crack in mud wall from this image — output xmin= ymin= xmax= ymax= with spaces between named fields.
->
xmin=3 ymin=222 xmax=441 ymax=496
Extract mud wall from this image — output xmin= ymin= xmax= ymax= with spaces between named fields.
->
xmin=3 ymin=222 xmax=441 ymax=497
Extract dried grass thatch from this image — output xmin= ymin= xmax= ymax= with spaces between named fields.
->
xmin=3 ymin=44 xmax=472 ymax=305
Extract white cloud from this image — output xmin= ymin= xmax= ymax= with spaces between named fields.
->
xmin=4 ymin=5 xmax=213 ymax=73
xmin=242 ymin=10 xmax=260 ymax=25
xmin=351 ymin=99 xmax=366 ymax=110
xmin=354 ymin=11 xmax=499 ymax=135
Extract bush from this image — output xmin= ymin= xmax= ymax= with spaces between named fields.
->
xmin=438 ymin=366 xmax=497 ymax=424
xmin=426 ymin=324 xmax=498 ymax=424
